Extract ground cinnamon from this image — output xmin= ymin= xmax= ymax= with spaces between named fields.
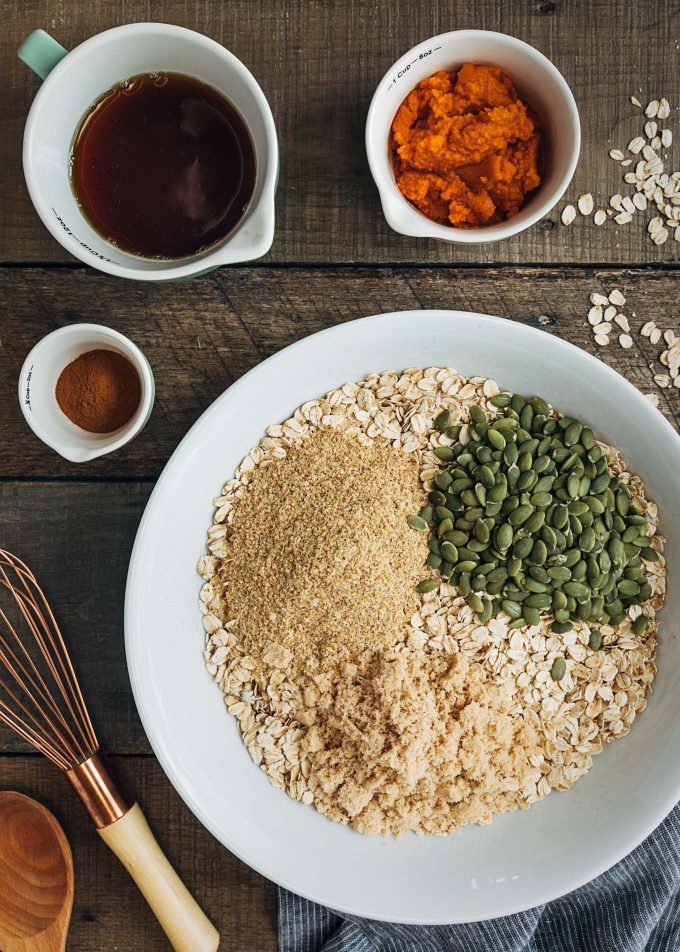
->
xmin=56 ymin=349 xmax=141 ymax=434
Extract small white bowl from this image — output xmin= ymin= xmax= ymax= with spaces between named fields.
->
xmin=19 ymin=324 xmax=155 ymax=462
xmin=366 ymin=30 xmax=581 ymax=244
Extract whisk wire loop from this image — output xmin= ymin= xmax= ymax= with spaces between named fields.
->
xmin=0 ymin=550 xmax=99 ymax=769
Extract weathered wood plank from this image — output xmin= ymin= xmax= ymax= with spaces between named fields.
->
xmin=1 ymin=265 xmax=678 ymax=478
xmin=3 ymin=0 xmax=679 ymax=265
xmin=0 ymin=481 xmax=152 ymax=753
xmin=0 ymin=754 xmax=277 ymax=951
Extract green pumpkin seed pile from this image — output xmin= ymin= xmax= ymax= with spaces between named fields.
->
xmin=410 ymin=393 xmax=657 ymax=634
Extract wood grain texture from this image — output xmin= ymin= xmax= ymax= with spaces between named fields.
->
xmin=0 ymin=265 xmax=678 ymax=478
xmin=0 ymin=792 xmax=74 ymax=952
xmin=3 ymin=0 xmax=679 ymax=265
xmin=0 ymin=481 xmax=152 ymax=753
xmin=0 ymin=757 xmax=277 ymax=952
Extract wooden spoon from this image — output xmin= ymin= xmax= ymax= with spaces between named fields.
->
xmin=0 ymin=792 xmax=74 ymax=952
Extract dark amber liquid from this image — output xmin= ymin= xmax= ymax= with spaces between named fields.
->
xmin=71 ymin=72 xmax=256 ymax=259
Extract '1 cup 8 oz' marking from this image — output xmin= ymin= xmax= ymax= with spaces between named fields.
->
xmin=386 ymin=46 xmax=442 ymax=91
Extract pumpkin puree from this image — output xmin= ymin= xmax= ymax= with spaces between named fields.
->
xmin=390 ymin=64 xmax=542 ymax=227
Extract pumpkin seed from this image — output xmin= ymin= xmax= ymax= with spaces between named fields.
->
xmin=487 ymin=428 xmax=506 ymax=450
xmin=525 ymin=511 xmax=546 ymax=534
xmin=632 ymin=614 xmax=649 ymax=635
xmin=483 ymin=597 xmax=495 ymax=620
xmin=478 ymin=465 xmax=495 ymax=488
xmin=564 ymin=422 xmax=582 ymax=446
xmin=550 ymin=657 xmax=567 ymax=681
xmin=588 ymin=629 xmax=603 ymax=651
xmin=470 ymin=404 xmax=486 ymax=426
xmin=618 ymin=579 xmax=640 ymax=597
xmin=456 ymin=560 xmax=478 ymax=572
xmin=490 ymin=394 xmax=511 ymax=407
xmin=496 ymin=522 xmax=514 ymax=551
xmin=531 ymin=396 xmax=550 ymax=416
xmin=518 ymin=470 xmax=538 ymax=491
xmin=504 ymin=443 xmax=519 ymax=466
xmin=564 ymin=581 xmax=590 ymax=599
xmin=433 ymin=409 xmax=452 ymax=432
xmin=509 ymin=504 xmax=533 ymax=526
xmin=408 ymin=515 xmax=429 ymax=531
xmin=525 ymin=593 xmax=552 ymax=609
xmin=580 ymin=527 xmax=596 ymax=552
xmin=502 ymin=599 xmax=523 ymax=619
xmin=416 ymin=578 xmax=438 ymax=593
xmin=440 ymin=542 xmax=459 ymax=564
xmin=434 ymin=446 xmax=454 ymax=461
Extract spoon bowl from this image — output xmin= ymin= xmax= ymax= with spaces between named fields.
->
xmin=0 ymin=792 xmax=74 ymax=952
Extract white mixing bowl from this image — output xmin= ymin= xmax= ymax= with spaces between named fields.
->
xmin=126 ymin=310 xmax=680 ymax=923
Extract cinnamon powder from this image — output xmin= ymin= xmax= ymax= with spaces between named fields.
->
xmin=56 ymin=349 xmax=141 ymax=433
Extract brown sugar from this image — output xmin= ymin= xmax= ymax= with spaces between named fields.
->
xmin=390 ymin=64 xmax=542 ymax=227
xmin=298 ymin=650 xmax=542 ymax=836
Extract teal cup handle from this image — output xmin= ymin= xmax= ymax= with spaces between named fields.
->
xmin=18 ymin=29 xmax=68 ymax=80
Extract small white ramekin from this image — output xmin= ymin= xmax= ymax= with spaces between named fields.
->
xmin=19 ymin=323 xmax=155 ymax=462
xmin=366 ymin=30 xmax=581 ymax=244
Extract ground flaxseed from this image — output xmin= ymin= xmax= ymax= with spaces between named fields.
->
xmin=216 ymin=428 xmax=428 ymax=671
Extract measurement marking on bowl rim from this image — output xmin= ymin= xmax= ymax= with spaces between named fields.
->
xmin=386 ymin=45 xmax=443 ymax=90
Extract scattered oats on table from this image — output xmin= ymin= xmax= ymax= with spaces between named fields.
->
xmin=561 ymin=93 xmax=679 ymax=248
xmin=561 ymin=205 xmax=576 ymax=226
xmin=198 ymin=369 xmax=665 ymax=836
xmin=578 ymin=193 xmax=594 ymax=216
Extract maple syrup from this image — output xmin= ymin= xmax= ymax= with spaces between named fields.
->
xmin=71 ymin=72 xmax=256 ymax=259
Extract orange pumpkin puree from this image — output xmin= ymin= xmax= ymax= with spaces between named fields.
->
xmin=390 ymin=64 xmax=542 ymax=227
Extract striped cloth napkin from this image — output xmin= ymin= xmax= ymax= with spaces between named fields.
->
xmin=279 ymin=803 xmax=680 ymax=951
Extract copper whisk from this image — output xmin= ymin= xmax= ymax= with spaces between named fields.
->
xmin=0 ymin=550 xmax=219 ymax=952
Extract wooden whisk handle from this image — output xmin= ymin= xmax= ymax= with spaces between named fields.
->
xmin=98 ymin=803 xmax=219 ymax=952
xmin=66 ymin=754 xmax=219 ymax=951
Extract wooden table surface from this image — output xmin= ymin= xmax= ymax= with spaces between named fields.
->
xmin=1 ymin=1 xmax=678 ymax=949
